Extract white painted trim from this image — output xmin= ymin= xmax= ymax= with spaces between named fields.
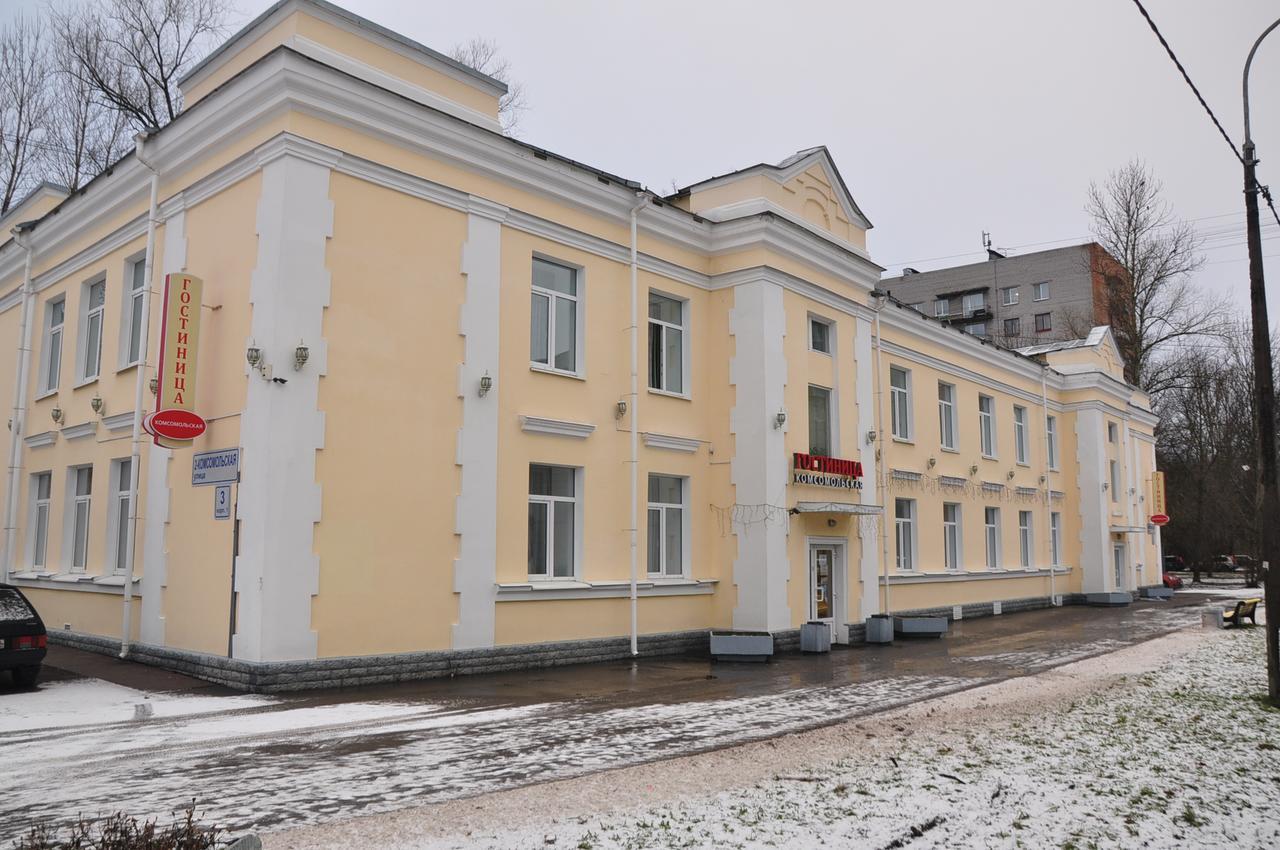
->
xmin=495 ymin=578 xmax=717 ymax=602
xmin=61 ymin=421 xmax=97 ymax=441
xmin=102 ymin=412 xmax=134 ymax=432
xmin=7 ymin=576 xmax=137 ymax=596
xmin=642 ymin=432 xmax=701 ymax=453
xmin=519 ymin=415 xmax=595 ymax=439
xmin=24 ymin=431 xmax=56 ymax=449
xmin=853 ymin=315 xmax=880 ymax=620
xmin=879 ymin=567 xmax=1071 ymax=585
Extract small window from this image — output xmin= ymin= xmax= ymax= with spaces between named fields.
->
xmin=943 ymin=503 xmax=961 ymax=571
xmin=530 ymin=258 xmax=580 ymax=374
xmin=528 ymin=464 xmax=577 ymax=579
xmin=809 ymin=317 xmax=831 ymax=354
xmin=29 ymin=472 xmax=52 ymax=569
xmin=965 ymin=322 xmax=987 ymax=337
xmin=984 ymin=506 xmax=1001 ymax=570
xmin=69 ymin=466 xmax=93 ymax=572
xmin=1108 ymin=422 xmax=1118 ymax=443
xmin=1050 ymin=512 xmax=1063 ymax=566
xmin=1033 ymin=282 xmax=1049 ymax=301
xmin=79 ymin=278 xmax=106 ymax=382
xmin=808 ymin=385 xmax=832 ymax=456
xmin=122 ymin=258 xmax=147 ymax=367
xmin=648 ymin=292 xmax=685 ymax=394
xmin=937 ymin=382 xmax=957 ymax=451
xmin=890 ymin=366 xmax=912 ymax=440
xmin=111 ymin=459 xmax=133 ymax=573
xmin=1014 ymin=405 xmax=1029 ymax=464
xmin=934 ymin=299 xmax=949 ymax=318
xmin=1000 ymin=286 xmax=1019 ymax=306
xmin=1003 ymin=317 xmax=1021 ymax=337
xmin=1034 ymin=312 xmax=1052 ymax=333
xmin=978 ymin=394 xmax=996 ymax=457
xmin=647 ymin=475 xmax=685 ymax=577
xmin=1110 ymin=460 xmax=1120 ymax=502
xmin=962 ymin=292 xmax=986 ymax=314
xmin=895 ymin=498 xmax=916 ymax=571
xmin=40 ymin=298 xmax=65 ymax=394
xmin=1018 ymin=510 xmax=1033 ymax=568
xmin=1047 ymin=415 xmax=1059 ymax=470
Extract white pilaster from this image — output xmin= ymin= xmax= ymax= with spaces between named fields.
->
xmin=233 ymin=145 xmax=334 ymax=662
xmin=1075 ymin=408 xmax=1110 ymax=593
xmin=452 ymin=198 xmax=506 ymax=649
xmin=729 ymin=278 xmax=790 ymax=632
xmin=139 ymin=210 xmax=186 ymax=646
xmin=853 ymin=315 xmax=880 ymax=619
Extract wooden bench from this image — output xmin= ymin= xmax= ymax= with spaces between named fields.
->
xmin=1223 ymin=598 xmax=1262 ymax=627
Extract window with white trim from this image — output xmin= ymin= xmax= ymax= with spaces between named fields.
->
xmin=808 ymin=385 xmax=832 ymax=456
xmin=1033 ymin=281 xmax=1049 ymax=301
xmin=29 ymin=472 xmax=51 ymax=569
xmin=984 ymin=506 xmax=1001 ymax=570
xmin=1108 ymin=422 xmax=1118 ymax=443
xmin=68 ymin=466 xmax=93 ymax=572
xmin=937 ymin=382 xmax=957 ymax=450
xmin=1003 ymin=317 xmax=1021 ymax=337
xmin=943 ymin=502 xmax=961 ymax=571
xmin=647 ymin=474 xmax=685 ymax=577
xmin=1047 ymin=415 xmax=1059 ymax=470
xmin=110 ymin=459 xmax=133 ymax=573
xmin=978 ymin=394 xmax=996 ymax=457
xmin=648 ymin=292 xmax=685 ymax=394
xmin=530 ymin=257 xmax=579 ymax=374
xmin=78 ymin=278 xmax=106 ymax=382
xmin=890 ymin=366 xmax=912 ymax=440
xmin=39 ymin=298 xmax=65 ymax=394
xmin=934 ymin=298 xmax=949 ymax=318
xmin=895 ymin=498 xmax=916 ymax=571
xmin=809 ymin=316 xmax=831 ymax=354
xmin=1014 ymin=405 xmax=1029 ymax=464
xmin=1034 ymin=312 xmax=1052 ymax=333
xmin=962 ymin=291 xmax=986 ymax=315
xmin=1050 ymin=511 xmax=1062 ymax=566
xmin=122 ymin=257 xmax=147 ymax=367
xmin=528 ymin=464 xmax=577 ymax=579
xmin=1018 ymin=510 xmax=1033 ymax=568
xmin=1110 ymin=460 xmax=1120 ymax=502
xmin=1000 ymin=286 xmax=1019 ymax=306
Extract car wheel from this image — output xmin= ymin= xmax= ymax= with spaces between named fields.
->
xmin=11 ymin=665 xmax=40 ymax=688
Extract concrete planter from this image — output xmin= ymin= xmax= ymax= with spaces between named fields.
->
xmin=709 ymin=630 xmax=773 ymax=662
xmin=864 ymin=615 xmax=894 ymax=644
xmin=800 ymin=621 xmax=831 ymax=653
xmin=1140 ymin=586 xmax=1173 ymax=599
xmin=894 ymin=616 xmax=948 ymax=638
xmin=1085 ymin=592 xmax=1132 ymax=607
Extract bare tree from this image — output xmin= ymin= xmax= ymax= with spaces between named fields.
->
xmin=1086 ymin=160 xmax=1229 ymax=395
xmin=46 ymin=40 xmax=132 ymax=192
xmin=449 ymin=37 xmax=528 ymax=136
xmin=0 ymin=16 xmax=52 ymax=214
xmin=50 ymin=0 xmax=230 ymax=134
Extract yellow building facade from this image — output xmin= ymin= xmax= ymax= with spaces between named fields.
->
xmin=0 ymin=0 xmax=1162 ymax=689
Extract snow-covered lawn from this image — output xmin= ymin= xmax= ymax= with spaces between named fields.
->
xmin=411 ymin=628 xmax=1279 ymax=850
xmin=0 ymin=678 xmax=272 ymax=733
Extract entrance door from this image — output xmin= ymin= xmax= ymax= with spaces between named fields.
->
xmin=810 ymin=546 xmax=835 ymax=621
xmin=1113 ymin=542 xmax=1126 ymax=590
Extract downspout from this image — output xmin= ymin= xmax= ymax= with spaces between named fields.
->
xmin=628 ymin=192 xmax=649 ymax=657
xmin=871 ymin=291 xmax=891 ymax=617
xmin=120 ymin=132 xmax=161 ymax=658
xmin=1040 ymin=367 xmax=1056 ymax=606
xmin=1 ymin=225 xmax=37 ymax=584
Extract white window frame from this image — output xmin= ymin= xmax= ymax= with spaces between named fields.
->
xmin=1046 ymin=415 xmax=1059 ymax=470
xmin=64 ymin=465 xmax=93 ymax=573
xmin=808 ymin=315 xmax=832 ymax=355
xmin=527 ymin=464 xmax=581 ymax=580
xmin=648 ymin=290 xmax=689 ymax=397
xmin=1110 ymin=459 xmax=1120 ymax=502
xmin=1108 ymin=422 xmax=1118 ymax=443
xmin=119 ymin=254 xmax=147 ymax=369
xmin=646 ymin=474 xmax=688 ymax=578
xmin=808 ymin=384 xmax=834 ymax=457
xmin=894 ymin=498 xmax=917 ymax=572
xmin=1003 ymin=317 xmax=1021 ymax=337
xmin=38 ymin=297 xmax=65 ymax=396
xmin=943 ymin=502 xmax=962 ymax=571
xmin=1033 ymin=281 xmax=1049 ymax=301
xmin=937 ymin=381 xmax=957 ymax=451
xmin=889 ymin=365 xmax=912 ymax=441
xmin=1014 ymin=405 xmax=1029 ymax=465
xmin=26 ymin=472 xmax=52 ymax=570
xmin=978 ymin=394 xmax=996 ymax=458
xmin=1050 ymin=511 xmax=1062 ymax=566
xmin=76 ymin=275 xmax=106 ymax=385
xmin=934 ymin=298 xmax=948 ymax=318
xmin=107 ymin=458 xmax=134 ymax=574
xmin=984 ymin=506 xmax=1002 ymax=570
xmin=529 ymin=256 xmax=583 ymax=377
xmin=1018 ymin=510 xmax=1034 ymax=568
xmin=962 ymin=291 xmax=985 ymax=315
xmin=1000 ymin=286 xmax=1019 ymax=306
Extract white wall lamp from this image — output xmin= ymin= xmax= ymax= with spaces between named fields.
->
xmin=246 ymin=340 xmax=286 ymax=383
xmin=615 ymin=400 xmax=627 ymax=419
xmin=969 ymin=464 xmax=979 ymax=476
xmin=773 ymin=410 xmax=787 ymax=430
xmin=478 ymin=372 xmax=493 ymax=397
xmin=149 ymin=377 xmax=158 ymax=396
xmin=90 ymin=394 xmax=104 ymax=416
xmin=50 ymin=406 xmax=64 ymax=426
xmin=866 ymin=429 xmax=878 ymax=445
xmin=1007 ymin=469 xmax=1016 ymax=480
xmin=927 ymin=456 xmax=937 ymax=468
xmin=293 ymin=340 xmax=310 ymax=371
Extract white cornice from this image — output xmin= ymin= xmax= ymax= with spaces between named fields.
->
xmin=24 ymin=431 xmax=56 ymax=448
xmin=102 ymin=412 xmax=135 ymax=433
xmin=61 ymin=421 xmax=98 ymax=441
xmin=519 ymin=415 xmax=596 ymax=439
xmin=642 ymin=432 xmax=701 ymax=453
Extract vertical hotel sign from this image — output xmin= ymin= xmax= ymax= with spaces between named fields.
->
xmin=144 ymin=273 xmax=208 ymax=448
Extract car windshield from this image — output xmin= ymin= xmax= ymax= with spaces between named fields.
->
xmin=0 ymin=588 xmax=36 ymax=621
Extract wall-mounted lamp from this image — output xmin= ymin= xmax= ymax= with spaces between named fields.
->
xmin=1007 ymin=469 xmax=1016 ymax=481
xmin=827 ymin=518 xmax=837 ymax=528
xmin=1102 ymin=482 xmax=1110 ymax=491
xmin=969 ymin=464 xmax=978 ymax=476
xmin=615 ymin=400 xmax=628 ymax=419
xmin=927 ymin=456 xmax=937 ymax=468
xmin=90 ymin=394 xmax=104 ymax=416
xmin=293 ymin=340 xmax=310 ymax=371
xmin=1039 ymin=474 xmax=1047 ymax=484
xmin=246 ymin=340 xmax=275 ymax=381
xmin=149 ymin=377 xmax=158 ymax=396
xmin=245 ymin=342 xmax=262 ymax=369
xmin=865 ymin=429 xmax=877 ymax=445
xmin=51 ymin=406 xmax=64 ymax=426
xmin=478 ymin=372 xmax=493 ymax=397
xmin=774 ymin=410 xmax=787 ymax=430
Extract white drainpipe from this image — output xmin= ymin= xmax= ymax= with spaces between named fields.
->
xmin=1040 ymin=367 xmax=1056 ymax=605
xmin=1 ymin=226 xmax=37 ymax=583
xmin=872 ymin=293 xmax=891 ymax=617
xmin=628 ymin=193 xmax=649 ymax=657
xmin=120 ymin=133 xmax=162 ymax=658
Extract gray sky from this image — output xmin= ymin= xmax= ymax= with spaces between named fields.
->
xmin=9 ymin=0 xmax=1280 ymax=314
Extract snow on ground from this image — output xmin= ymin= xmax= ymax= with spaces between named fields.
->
xmin=411 ymin=628 xmax=1279 ymax=850
xmin=0 ymin=678 xmax=272 ymax=733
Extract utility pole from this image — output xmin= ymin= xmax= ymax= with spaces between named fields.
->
xmin=1243 ymin=18 xmax=1280 ymax=705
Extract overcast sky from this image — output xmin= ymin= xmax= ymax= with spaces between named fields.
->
xmin=9 ymin=0 xmax=1280 ymax=315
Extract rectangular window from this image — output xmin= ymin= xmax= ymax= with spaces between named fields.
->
xmin=123 ymin=258 xmax=146 ymax=367
xmin=808 ymin=385 xmax=832 ymax=456
xmin=1108 ymin=422 xmax=1118 ymax=443
xmin=70 ymin=466 xmax=93 ymax=572
xmin=646 ymin=474 xmax=684 ymax=577
xmin=30 ymin=472 xmax=51 ymax=569
xmin=965 ymin=322 xmax=987 ymax=337
xmin=962 ymin=292 xmax=985 ymax=315
xmin=937 ymin=382 xmax=957 ymax=450
xmin=1034 ymin=312 xmax=1052 ymax=333
xmin=80 ymin=278 xmax=106 ymax=382
xmin=528 ymin=464 xmax=577 ymax=579
xmin=809 ymin=317 xmax=831 ymax=354
xmin=1033 ymin=281 xmax=1049 ymax=301
xmin=934 ymin=299 xmax=949 ymax=318
xmin=895 ymin=498 xmax=916 ymax=571
xmin=943 ymin=503 xmax=961 ymax=571
xmin=1018 ymin=510 xmax=1033 ymax=568
xmin=1047 ymin=415 xmax=1059 ymax=469
xmin=984 ymin=506 xmax=1001 ymax=570
xmin=1110 ymin=460 xmax=1120 ymax=502
xmin=1050 ymin=512 xmax=1062 ymax=566
xmin=112 ymin=459 xmax=133 ymax=573
xmin=1000 ymin=286 xmax=1019 ymax=306
xmin=1003 ymin=317 xmax=1021 ymax=337
xmin=978 ymin=394 xmax=996 ymax=457
xmin=40 ymin=298 xmax=64 ymax=394
xmin=1014 ymin=405 xmax=1029 ymax=464
xmin=648 ymin=292 xmax=685 ymax=394
xmin=890 ymin=366 xmax=911 ymax=440
xmin=530 ymin=258 xmax=579 ymax=374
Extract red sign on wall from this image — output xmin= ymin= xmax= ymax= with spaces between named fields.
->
xmin=1150 ymin=514 xmax=1170 ymax=526
xmin=146 ymin=408 xmax=208 ymax=442
xmin=792 ymin=453 xmax=864 ymax=490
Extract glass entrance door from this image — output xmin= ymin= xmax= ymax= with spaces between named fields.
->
xmin=1113 ymin=542 xmax=1126 ymax=590
xmin=810 ymin=546 xmax=835 ymax=620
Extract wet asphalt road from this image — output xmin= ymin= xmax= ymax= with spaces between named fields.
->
xmin=0 ymin=593 xmax=1239 ymax=840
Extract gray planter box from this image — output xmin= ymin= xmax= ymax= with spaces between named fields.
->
xmin=864 ymin=615 xmax=894 ymax=644
xmin=710 ymin=630 xmax=773 ymax=662
xmin=1140 ymin=586 xmax=1173 ymax=599
xmin=1086 ymin=592 xmax=1132 ymax=607
xmin=894 ymin=616 xmax=948 ymax=638
xmin=800 ymin=621 xmax=831 ymax=653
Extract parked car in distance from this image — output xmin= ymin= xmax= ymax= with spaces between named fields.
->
xmin=1162 ymin=572 xmax=1184 ymax=590
xmin=0 ymin=584 xmax=47 ymax=687
xmin=1162 ymin=554 xmax=1185 ymax=571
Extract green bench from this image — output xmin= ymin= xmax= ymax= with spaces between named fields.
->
xmin=1223 ymin=598 xmax=1261 ymax=628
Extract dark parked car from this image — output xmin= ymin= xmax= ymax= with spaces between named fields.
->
xmin=1162 ymin=572 xmax=1184 ymax=590
xmin=1163 ymin=554 xmax=1185 ymax=571
xmin=0 ymin=584 xmax=47 ymax=687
